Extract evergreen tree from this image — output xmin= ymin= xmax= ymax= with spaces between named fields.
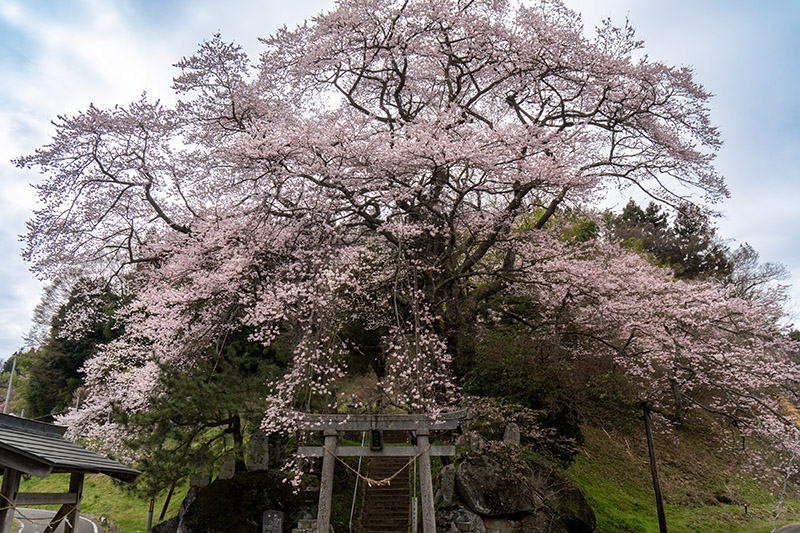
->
xmin=123 ymin=329 xmax=288 ymax=494
xmin=24 ymin=280 xmax=123 ymax=419
xmin=606 ymin=200 xmax=732 ymax=280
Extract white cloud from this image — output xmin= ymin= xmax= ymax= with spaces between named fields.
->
xmin=0 ymin=0 xmax=339 ymax=357
xmin=1 ymin=0 xmax=799 ymax=361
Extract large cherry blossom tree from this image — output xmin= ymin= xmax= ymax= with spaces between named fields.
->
xmin=17 ymin=0 xmax=798 ymax=456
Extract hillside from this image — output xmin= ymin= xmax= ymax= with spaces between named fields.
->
xmin=571 ymin=420 xmax=800 ymax=532
xmin=16 ymin=408 xmax=800 ymax=533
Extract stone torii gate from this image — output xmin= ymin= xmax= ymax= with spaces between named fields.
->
xmin=296 ymin=411 xmax=464 ymax=533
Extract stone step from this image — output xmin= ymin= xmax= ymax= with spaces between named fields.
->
xmin=363 ymin=504 xmax=409 ymax=511
xmin=361 ymin=502 xmax=408 ymax=510
xmin=362 ymin=490 xmax=410 ymax=496
xmin=361 ymin=517 xmax=408 ymax=529
xmin=364 ymin=496 xmax=408 ymax=502
xmin=366 ymin=473 xmax=409 ymax=481
xmin=368 ymin=471 xmax=410 ymax=477
xmin=361 ymin=452 xmax=411 ymax=533
xmin=367 ymin=475 xmax=410 ymax=482
xmin=367 ymin=469 xmax=410 ymax=477
xmin=363 ymin=504 xmax=408 ymax=511
xmin=365 ymin=494 xmax=410 ymax=501
xmin=364 ymin=488 xmax=410 ymax=496
xmin=361 ymin=516 xmax=408 ymax=523
xmin=369 ymin=464 xmax=412 ymax=473
xmin=362 ymin=515 xmax=409 ymax=521
xmin=368 ymin=474 xmax=410 ymax=482
xmin=363 ymin=492 xmax=409 ymax=499
xmin=363 ymin=501 xmax=408 ymax=508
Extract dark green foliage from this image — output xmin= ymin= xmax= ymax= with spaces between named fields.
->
xmin=2 ymin=356 xmax=16 ymax=374
xmin=606 ymin=200 xmax=789 ymax=304
xmin=556 ymin=209 xmax=600 ymax=244
xmin=24 ymin=282 xmax=124 ymax=419
xmin=668 ymin=206 xmax=734 ymax=279
xmin=582 ymin=372 xmax=640 ymax=429
xmin=568 ymin=218 xmax=600 ymax=243
xmin=340 ymin=319 xmax=386 ymax=377
xmin=0 ymin=350 xmax=34 ymax=414
xmin=464 ymin=329 xmax=583 ymax=463
xmin=182 ymin=470 xmax=303 ymax=532
xmin=619 ymin=199 xmax=669 ymax=228
xmin=125 ymin=328 xmax=287 ymax=495
xmin=606 ymin=200 xmax=733 ymax=280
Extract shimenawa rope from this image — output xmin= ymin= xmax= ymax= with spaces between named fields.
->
xmin=321 ymin=444 xmax=431 ymax=487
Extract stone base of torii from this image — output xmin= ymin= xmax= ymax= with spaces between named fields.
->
xmin=295 ymin=411 xmax=464 ymax=533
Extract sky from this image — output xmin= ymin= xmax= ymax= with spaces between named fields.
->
xmin=0 ymin=0 xmax=798 ymax=359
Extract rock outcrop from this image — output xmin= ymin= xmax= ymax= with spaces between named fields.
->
xmin=456 ymin=454 xmax=542 ymax=516
xmin=439 ymin=450 xmax=595 ymax=533
xmin=153 ymin=470 xmax=303 ymax=533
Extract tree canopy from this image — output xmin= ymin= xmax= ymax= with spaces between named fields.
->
xmin=17 ymin=0 xmax=798 ymax=465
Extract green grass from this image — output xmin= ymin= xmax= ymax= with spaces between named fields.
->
xmin=19 ymin=473 xmax=188 ymax=532
xmin=16 ymin=415 xmax=800 ymax=533
xmin=568 ymin=424 xmax=800 ymax=532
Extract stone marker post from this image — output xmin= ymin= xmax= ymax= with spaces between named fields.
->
xmin=262 ymin=510 xmax=284 ymax=533
xmin=248 ymin=429 xmax=270 ymax=471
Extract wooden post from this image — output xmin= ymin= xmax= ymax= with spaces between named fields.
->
xmin=159 ymin=480 xmax=177 ymax=521
xmin=42 ymin=504 xmax=71 ymax=533
xmin=417 ymin=429 xmax=435 ymax=533
xmin=0 ymin=468 xmax=20 ymax=533
xmin=643 ymin=403 xmax=667 ymax=533
xmin=317 ymin=429 xmax=337 ymax=533
xmin=64 ymin=472 xmax=84 ymax=533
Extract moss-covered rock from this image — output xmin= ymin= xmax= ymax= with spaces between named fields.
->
xmin=454 ymin=449 xmax=595 ymax=532
xmin=180 ymin=470 xmax=303 ymax=533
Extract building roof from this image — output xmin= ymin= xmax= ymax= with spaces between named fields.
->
xmin=0 ymin=413 xmax=140 ymax=482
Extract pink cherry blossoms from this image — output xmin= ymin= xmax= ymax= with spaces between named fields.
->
xmin=16 ymin=0 xmax=798 ymax=462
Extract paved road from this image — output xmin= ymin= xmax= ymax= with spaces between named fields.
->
xmin=777 ymin=526 xmax=800 ymax=533
xmin=14 ymin=508 xmax=102 ymax=533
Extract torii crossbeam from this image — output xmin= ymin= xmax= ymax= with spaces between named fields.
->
xmin=296 ymin=411 xmax=464 ymax=533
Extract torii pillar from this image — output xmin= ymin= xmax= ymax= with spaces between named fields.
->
xmin=296 ymin=411 xmax=464 ymax=533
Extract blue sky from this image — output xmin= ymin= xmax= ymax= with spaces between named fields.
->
xmin=0 ymin=0 xmax=798 ymax=359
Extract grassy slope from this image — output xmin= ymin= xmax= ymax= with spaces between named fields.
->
xmin=569 ymin=421 xmax=800 ymax=532
xmin=17 ymin=416 xmax=800 ymax=532
xmin=19 ymin=474 xmax=187 ymax=532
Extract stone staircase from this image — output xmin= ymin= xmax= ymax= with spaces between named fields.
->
xmin=360 ymin=431 xmax=412 ymax=533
